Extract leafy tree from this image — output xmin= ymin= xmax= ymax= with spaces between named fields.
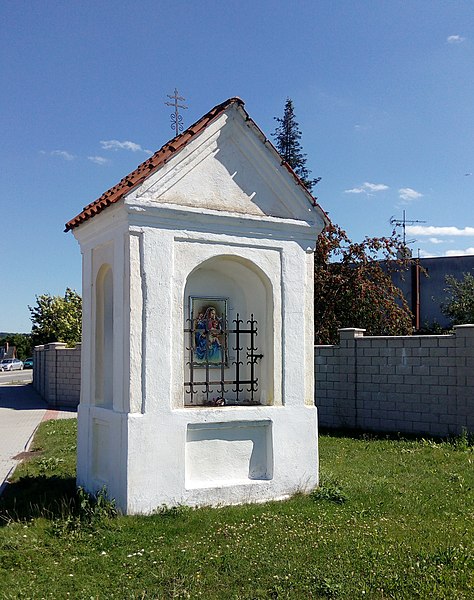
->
xmin=273 ymin=97 xmax=412 ymax=342
xmin=441 ymin=273 xmax=474 ymax=325
xmin=272 ymin=98 xmax=321 ymax=192
xmin=0 ymin=333 xmax=32 ymax=361
xmin=29 ymin=288 xmax=82 ymax=347
xmin=314 ymin=223 xmax=413 ymax=344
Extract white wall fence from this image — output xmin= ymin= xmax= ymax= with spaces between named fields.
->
xmin=315 ymin=325 xmax=474 ymax=437
xmin=33 ymin=342 xmax=81 ymax=408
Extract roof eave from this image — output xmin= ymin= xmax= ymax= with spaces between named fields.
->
xmin=65 ymin=97 xmax=245 ymax=232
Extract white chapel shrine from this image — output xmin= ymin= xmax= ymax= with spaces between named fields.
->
xmin=66 ymin=97 xmax=329 ymax=513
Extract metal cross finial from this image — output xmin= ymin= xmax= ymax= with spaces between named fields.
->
xmin=165 ymin=88 xmax=188 ymax=137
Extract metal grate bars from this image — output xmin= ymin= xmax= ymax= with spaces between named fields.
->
xmin=184 ymin=313 xmax=262 ymax=406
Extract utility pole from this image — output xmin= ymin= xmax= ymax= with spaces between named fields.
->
xmin=165 ymin=88 xmax=188 ymax=137
xmin=390 ymin=211 xmax=426 ymax=331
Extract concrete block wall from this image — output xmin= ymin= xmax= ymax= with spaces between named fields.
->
xmin=315 ymin=325 xmax=474 ymax=437
xmin=33 ymin=342 xmax=81 ymax=408
xmin=33 ymin=326 xmax=474 ymax=433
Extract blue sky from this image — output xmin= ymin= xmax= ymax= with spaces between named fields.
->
xmin=1 ymin=1 xmax=473 ymax=332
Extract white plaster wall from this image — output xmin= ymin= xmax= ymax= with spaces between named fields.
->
xmin=72 ymin=102 xmax=324 ymax=512
xmin=75 ymin=205 xmax=319 ymax=512
xmin=75 ymin=209 xmax=131 ymax=508
xmin=128 ymin=232 xmax=144 ymax=414
xmin=120 ymin=213 xmax=318 ymax=510
xmin=185 ymin=420 xmax=273 ymax=486
xmin=77 ymin=404 xmax=128 ymax=506
xmin=95 ymin=265 xmax=114 ymax=408
xmin=125 ymin=405 xmax=318 ymax=511
xmin=91 ymin=241 xmax=114 ymax=408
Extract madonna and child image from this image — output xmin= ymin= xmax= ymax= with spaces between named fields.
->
xmin=190 ymin=297 xmax=228 ymax=367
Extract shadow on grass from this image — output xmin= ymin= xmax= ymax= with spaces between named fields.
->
xmin=319 ymin=426 xmax=474 ymax=447
xmin=319 ymin=427 xmax=421 ymax=441
xmin=0 ymin=475 xmax=77 ymax=525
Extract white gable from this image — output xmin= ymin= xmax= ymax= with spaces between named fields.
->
xmin=126 ymin=104 xmax=325 ymax=229
xmin=73 ymin=98 xmax=323 ymax=513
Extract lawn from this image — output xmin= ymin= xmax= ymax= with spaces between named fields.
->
xmin=0 ymin=420 xmax=473 ymax=599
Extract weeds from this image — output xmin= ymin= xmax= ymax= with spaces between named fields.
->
xmin=420 ymin=428 xmax=474 ymax=451
xmin=49 ymin=486 xmax=118 ymax=536
xmin=311 ymin=474 xmax=348 ymax=504
xmin=77 ymin=485 xmax=118 ymax=521
xmin=449 ymin=428 xmax=473 ymax=450
xmin=154 ymin=504 xmax=192 ymax=518
xmin=37 ymin=457 xmax=65 ymax=473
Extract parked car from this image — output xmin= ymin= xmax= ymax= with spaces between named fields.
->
xmin=0 ymin=358 xmax=24 ymax=371
xmin=23 ymin=357 xmax=33 ymax=369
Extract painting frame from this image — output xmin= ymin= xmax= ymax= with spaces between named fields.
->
xmin=189 ymin=296 xmax=228 ymax=368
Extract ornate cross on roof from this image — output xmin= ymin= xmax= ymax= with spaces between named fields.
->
xmin=165 ymin=88 xmax=188 ymax=137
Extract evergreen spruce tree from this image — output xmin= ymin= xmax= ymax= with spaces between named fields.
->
xmin=273 ymin=99 xmax=413 ymax=344
xmin=272 ymin=98 xmax=321 ymax=192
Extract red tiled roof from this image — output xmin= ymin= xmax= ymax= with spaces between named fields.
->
xmin=65 ymin=97 xmax=326 ymax=232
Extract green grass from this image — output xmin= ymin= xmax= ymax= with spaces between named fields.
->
xmin=0 ymin=419 xmax=77 ymax=522
xmin=0 ymin=421 xmax=473 ymax=599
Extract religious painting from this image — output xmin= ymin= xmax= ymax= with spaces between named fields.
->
xmin=190 ymin=297 xmax=228 ymax=367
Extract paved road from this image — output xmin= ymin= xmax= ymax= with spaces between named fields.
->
xmin=0 ymin=370 xmax=33 ymax=385
xmin=0 ymin=382 xmax=76 ymax=494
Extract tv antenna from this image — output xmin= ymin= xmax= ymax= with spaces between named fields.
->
xmin=390 ymin=209 xmax=426 ymax=246
xmin=165 ymin=88 xmax=188 ymax=137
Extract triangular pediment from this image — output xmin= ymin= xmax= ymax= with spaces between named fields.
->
xmin=66 ymin=98 xmax=328 ymax=232
xmin=127 ymin=104 xmax=325 ymax=228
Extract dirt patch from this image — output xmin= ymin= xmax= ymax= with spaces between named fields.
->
xmin=12 ymin=450 xmax=43 ymax=461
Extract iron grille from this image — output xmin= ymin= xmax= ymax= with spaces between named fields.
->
xmin=184 ymin=313 xmax=263 ymax=406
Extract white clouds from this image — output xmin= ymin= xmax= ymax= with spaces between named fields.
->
xmin=52 ymin=150 xmax=75 ymax=160
xmin=445 ymin=247 xmax=474 ymax=256
xmin=344 ymin=182 xmax=425 ymax=205
xmin=364 ymin=182 xmax=389 ymax=192
xmin=407 ymin=225 xmax=474 ymax=237
xmin=345 ymin=187 xmax=365 ymax=194
xmin=447 ymin=35 xmax=465 ymax=44
xmin=398 ymin=187 xmax=423 ymax=201
xmin=41 ymin=138 xmax=152 ymax=167
xmin=415 ymin=226 xmax=474 ymax=257
xmin=419 ymin=249 xmax=437 ymax=258
xmin=345 ymin=182 xmax=389 ymax=194
xmin=88 ymin=156 xmax=110 ymax=165
xmin=354 ymin=124 xmax=370 ymax=132
xmin=41 ymin=149 xmax=75 ymax=161
xmin=100 ymin=140 xmax=151 ymax=153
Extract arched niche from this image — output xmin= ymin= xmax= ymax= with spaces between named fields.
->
xmin=94 ymin=264 xmax=114 ymax=408
xmin=183 ymin=255 xmax=275 ymax=407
